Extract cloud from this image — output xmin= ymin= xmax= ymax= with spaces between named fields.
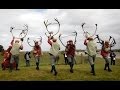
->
xmin=0 ymin=9 xmax=120 ymax=51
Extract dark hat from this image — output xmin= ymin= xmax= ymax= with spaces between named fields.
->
xmin=68 ymin=40 xmax=73 ymax=42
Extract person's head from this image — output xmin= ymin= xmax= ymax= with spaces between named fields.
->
xmin=87 ymin=37 xmax=93 ymax=41
xmin=52 ymin=38 xmax=57 ymax=42
xmin=67 ymin=41 xmax=69 ymax=44
xmin=104 ymin=40 xmax=109 ymax=47
xmin=35 ymin=41 xmax=39 ymax=46
xmin=68 ymin=40 xmax=73 ymax=45
xmin=15 ymin=40 xmax=20 ymax=43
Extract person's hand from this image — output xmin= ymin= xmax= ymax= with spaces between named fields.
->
xmin=21 ymin=38 xmax=24 ymax=42
xmin=48 ymin=36 xmax=51 ymax=39
xmin=48 ymin=36 xmax=53 ymax=40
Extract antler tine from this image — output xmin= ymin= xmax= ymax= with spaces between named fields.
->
xmin=46 ymin=20 xmax=48 ymax=24
xmin=24 ymin=24 xmax=28 ymax=30
xmin=59 ymin=33 xmax=61 ymax=37
xmin=82 ymin=23 xmax=85 ymax=27
xmin=54 ymin=18 xmax=60 ymax=25
xmin=95 ymin=24 xmax=97 ymax=29
xmin=59 ymin=34 xmax=66 ymax=47
xmin=113 ymin=38 xmax=116 ymax=44
xmin=109 ymin=36 xmax=112 ymax=42
xmin=40 ymin=36 xmax=42 ymax=42
xmin=44 ymin=20 xmax=52 ymax=27
xmin=44 ymin=21 xmax=47 ymax=27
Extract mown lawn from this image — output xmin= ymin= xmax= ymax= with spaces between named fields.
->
xmin=0 ymin=52 xmax=120 ymax=81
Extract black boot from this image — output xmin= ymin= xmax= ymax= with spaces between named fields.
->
xmin=36 ymin=63 xmax=39 ymax=70
xmin=104 ymin=64 xmax=107 ymax=70
xmin=16 ymin=64 xmax=20 ymax=70
xmin=113 ymin=61 xmax=115 ymax=65
xmin=1 ymin=64 xmax=5 ymax=70
xmin=70 ymin=62 xmax=74 ymax=73
xmin=51 ymin=65 xmax=54 ymax=73
xmin=9 ymin=63 xmax=13 ymax=72
xmin=91 ymin=65 xmax=95 ymax=75
xmin=111 ymin=60 xmax=112 ymax=65
xmin=52 ymin=65 xmax=57 ymax=76
xmin=107 ymin=63 xmax=112 ymax=72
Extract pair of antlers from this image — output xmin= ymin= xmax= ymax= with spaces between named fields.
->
xmin=10 ymin=24 xmax=28 ymax=41
xmin=81 ymin=23 xmax=97 ymax=38
xmin=44 ymin=18 xmax=60 ymax=38
xmin=59 ymin=31 xmax=77 ymax=47
xmin=95 ymin=34 xmax=116 ymax=49
xmin=27 ymin=36 xmax=42 ymax=47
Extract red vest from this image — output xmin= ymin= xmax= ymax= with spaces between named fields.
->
xmin=101 ymin=46 xmax=109 ymax=57
xmin=66 ymin=44 xmax=75 ymax=57
xmin=33 ymin=45 xmax=41 ymax=57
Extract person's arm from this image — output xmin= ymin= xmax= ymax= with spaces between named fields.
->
xmin=59 ymin=44 xmax=60 ymax=50
xmin=84 ymin=39 xmax=88 ymax=46
xmin=20 ymin=44 xmax=23 ymax=50
xmin=48 ymin=37 xmax=52 ymax=46
xmin=11 ymin=37 xmax=15 ymax=46
xmin=114 ymin=53 xmax=116 ymax=57
xmin=24 ymin=53 xmax=26 ymax=60
xmin=65 ymin=45 xmax=68 ymax=52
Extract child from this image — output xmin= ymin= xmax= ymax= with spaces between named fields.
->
xmin=24 ymin=51 xmax=31 ymax=67
xmin=110 ymin=51 xmax=116 ymax=65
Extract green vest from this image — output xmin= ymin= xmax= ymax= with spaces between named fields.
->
xmin=10 ymin=43 xmax=21 ymax=55
xmin=49 ymin=42 xmax=60 ymax=56
xmin=86 ymin=40 xmax=97 ymax=56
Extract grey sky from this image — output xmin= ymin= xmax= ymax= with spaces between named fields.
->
xmin=0 ymin=9 xmax=120 ymax=51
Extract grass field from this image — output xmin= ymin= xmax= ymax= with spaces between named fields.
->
xmin=0 ymin=52 xmax=120 ymax=81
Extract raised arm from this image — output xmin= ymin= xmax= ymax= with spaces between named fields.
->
xmin=10 ymin=37 xmax=15 ymax=46
xmin=47 ymin=36 xmax=52 ymax=46
xmin=20 ymin=44 xmax=23 ymax=50
xmin=84 ymin=39 xmax=88 ymax=46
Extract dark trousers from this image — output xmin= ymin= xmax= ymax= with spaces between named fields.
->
xmin=111 ymin=58 xmax=115 ymax=65
xmin=64 ymin=57 xmax=68 ymax=65
xmin=26 ymin=60 xmax=30 ymax=66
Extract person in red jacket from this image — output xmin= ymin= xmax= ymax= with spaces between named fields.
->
xmin=1 ymin=37 xmax=16 ymax=70
xmin=65 ymin=40 xmax=76 ymax=73
xmin=101 ymin=40 xmax=112 ymax=72
xmin=33 ymin=41 xmax=42 ymax=70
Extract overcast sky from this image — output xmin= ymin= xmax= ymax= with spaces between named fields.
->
xmin=0 ymin=9 xmax=120 ymax=51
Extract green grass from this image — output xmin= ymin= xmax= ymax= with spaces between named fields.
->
xmin=0 ymin=52 xmax=120 ymax=81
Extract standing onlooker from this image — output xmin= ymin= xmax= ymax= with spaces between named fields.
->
xmin=24 ymin=51 xmax=31 ymax=67
xmin=110 ymin=51 xmax=116 ymax=65
xmin=63 ymin=52 xmax=68 ymax=65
